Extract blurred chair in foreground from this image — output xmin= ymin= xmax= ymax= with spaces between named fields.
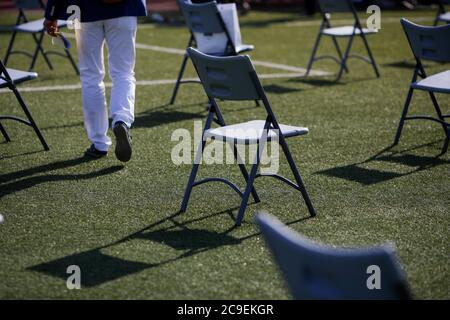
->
xmin=393 ymin=19 xmax=449 ymax=155
xmin=255 ymin=212 xmax=412 ymax=300
xmin=3 ymin=0 xmax=78 ymax=74
xmin=434 ymin=0 xmax=450 ymax=26
xmin=170 ymin=0 xmax=253 ymax=105
xmin=0 ymin=58 xmax=49 ymax=150
xmin=305 ymin=0 xmax=379 ymax=81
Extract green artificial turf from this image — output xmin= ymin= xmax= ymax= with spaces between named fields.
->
xmin=0 ymin=9 xmax=449 ymax=299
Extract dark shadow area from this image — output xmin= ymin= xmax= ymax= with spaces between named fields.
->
xmin=0 ymin=156 xmax=94 ymax=184
xmin=28 ymin=206 xmax=312 ymax=287
xmin=240 ymin=16 xmax=303 ymax=28
xmin=318 ymin=165 xmax=403 ymax=185
xmin=288 ymin=77 xmax=345 ymax=86
xmin=0 ymin=165 xmax=123 ymax=199
xmin=263 ymin=84 xmax=301 ymax=94
xmin=133 ymin=109 xmax=204 ymax=129
xmin=29 ymin=249 xmax=153 ymax=288
xmin=383 ymin=60 xmax=418 ymax=69
xmin=376 ymin=153 xmax=449 ymax=168
xmin=316 ymin=142 xmax=449 ymax=185
xmin=135 ymin=228 xmax=241 ymax=250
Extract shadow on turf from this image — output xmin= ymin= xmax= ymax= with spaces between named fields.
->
xmin=28 ymin=207 xmax=311 ymax=287
xmin=133 ymin=109 xmax=204 ymax=128
xmin=263 ymin=84 xmax=301 ymax=94
xmin=315 ymin=141 xmax=449 ymax=185
xmin=0 ymin=156 xmax=123 ymax=198
xmin=240 ymin=16 xmax=303 ymax=28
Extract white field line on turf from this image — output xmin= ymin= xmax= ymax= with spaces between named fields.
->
xmin=64 ymin=34 xmax=328 ymax=75
xmin=284 ymin=16 xmax=434 ymax=27
xmin=0 ymin=72 xmax=316 ymax=94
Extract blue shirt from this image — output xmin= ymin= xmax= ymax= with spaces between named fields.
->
xmin=45 ymin=0 xmax=147 ymax=23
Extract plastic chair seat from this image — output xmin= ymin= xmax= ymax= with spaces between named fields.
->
xmin=206 ymin=44 xmax=254 ymax=57
xmin=235 ymin=44 xmax=254 ymax=54
xmin=322 ymin=25 xmax=377 ymax=37
xmin=0 ymin=68 xmax=37 ymax=88
xmin=411 ymin=70 xmax=450 ymax=94
xmin=438 ymin=12 xmax=450 ymax=22
xmin=204 ymin=120 xmax=308 ymax=144
xmin=15 ymin=18 xmax=67 ymax=33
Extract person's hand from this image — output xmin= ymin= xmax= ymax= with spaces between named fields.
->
xmin=43 ymin=19 xmax=58 ymax=37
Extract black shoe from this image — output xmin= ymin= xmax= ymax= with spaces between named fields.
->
xmin=85 ymin=144 xmax=107 ymax=159
xmin=113 ymin=121 xmax=132 ymax=162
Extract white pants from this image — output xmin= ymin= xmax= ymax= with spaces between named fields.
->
xmin=75 ymin=16 xmax=137 ymax=152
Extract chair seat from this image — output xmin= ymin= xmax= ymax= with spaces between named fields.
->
xmin=438 ymin=12 xmax=450 ymax=22
xmin=235 ymin=44 xmax=254 ymax=54
xmin=411 ymin=70 xmax=450 ymax=94
xmin=0 ymin=68 xmax=38 ymax=88
xmin=322 ymin=26 xmax=377 ymax=37
xmin=204 ymin=120 xmax=308 ymax=144
xmin=207 ymin=43 xmax=254 ymax=57
xmin=15 ymin=18 xmax=67 ymax=33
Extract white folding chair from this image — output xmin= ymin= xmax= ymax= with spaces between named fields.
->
xmin=3 ymin=0 xmax=79 ymax=74
xmin=0 ymin=58 xmax=49 ymax=150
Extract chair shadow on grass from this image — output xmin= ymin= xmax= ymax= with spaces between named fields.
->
xmin=28 ymin=205 xmax=312 ymax=288
xmin=0 ymin=156 xmax=123 ymax=198
xmin=263 ymin=84 xmax=302 ymax=95
xmin=315 ymin=141 xmax=449 ymax=185
xmin=133 ymin=108 xmax=205 ymax=129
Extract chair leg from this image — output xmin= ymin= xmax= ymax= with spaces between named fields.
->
xmin=0 ymin=122 xmax=11 ymax=142
xmin=31 ymin=31 xmax=53 ymax=71
xmin=279 ymin=135 xmax=316 ymax=217
xmin=180 ymin=162 xmax=201 ymax=213
xmin=360 ymin=33 xmax=380 ymax=78
xmin=180 ymin=111 xmax=214 ymax=213
xmin=4 ymin=30 xmax=18 ymax=65
xmin=306 ymin=32 xmax=322 ymax=77
xmin=393 ymin=87 xmax=414 ymax=146
xmin=235 ymin=160 xmax=260 ymax=226
xmin=428 ymin=91 xmax=449 ymax=135
xmin=12 ymin=87 xmax=49 ymax=150
xmin=442 ymin=132 xmax=449 ymax=154
xmin=29 ymin=31 xmax=47 ymax=72
xmin=232 ymin=142 xmax=260 ymax=204
xmin=331 ymin=36 xmax=349 ymax=73
xmin=170 ymin=53 xmax=189 ymax=105
xmin=336 ymin=35 xmax=354 ymax=81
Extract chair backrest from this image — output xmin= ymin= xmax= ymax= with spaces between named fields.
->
xmin=255 ymin=213 xmax=412 ymax=300
xmin=187 ymin=47 xmax=261 ymax=101
xmin=401 ymin=18 xmax=450 ymax=63
xmin=318 ymin=0 xmax=353 ymax=13
xmin=177 ymin=0 xmax=225 ymax=35
xmin=14 ymin=0 xmax=44 ymax=10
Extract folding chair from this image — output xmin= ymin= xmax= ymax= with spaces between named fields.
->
xmin=305 ymin=0 xmax=380 ymax=81
xmin=434 ymin=0 xmax=450 ymax=26
xmin=393 ymin=19 xmax=450 ymax=155
xmin=3 ymin=0 xmax=79 ymax=74
xmin=0 ymin=59 xmax=49 ymax=150
xmin=170 ymin=0 xmax=254 ymax=105
xmin=255 ymin=212 xmax=412 ymax=300
xmin=180 ymin=48 xmax=316 ymax=226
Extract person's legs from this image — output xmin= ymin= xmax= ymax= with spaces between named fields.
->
xmin=105 ymin=16 xmax=137 ymax=129
xmin=75 ymin=20 xmax=110 ymax=153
